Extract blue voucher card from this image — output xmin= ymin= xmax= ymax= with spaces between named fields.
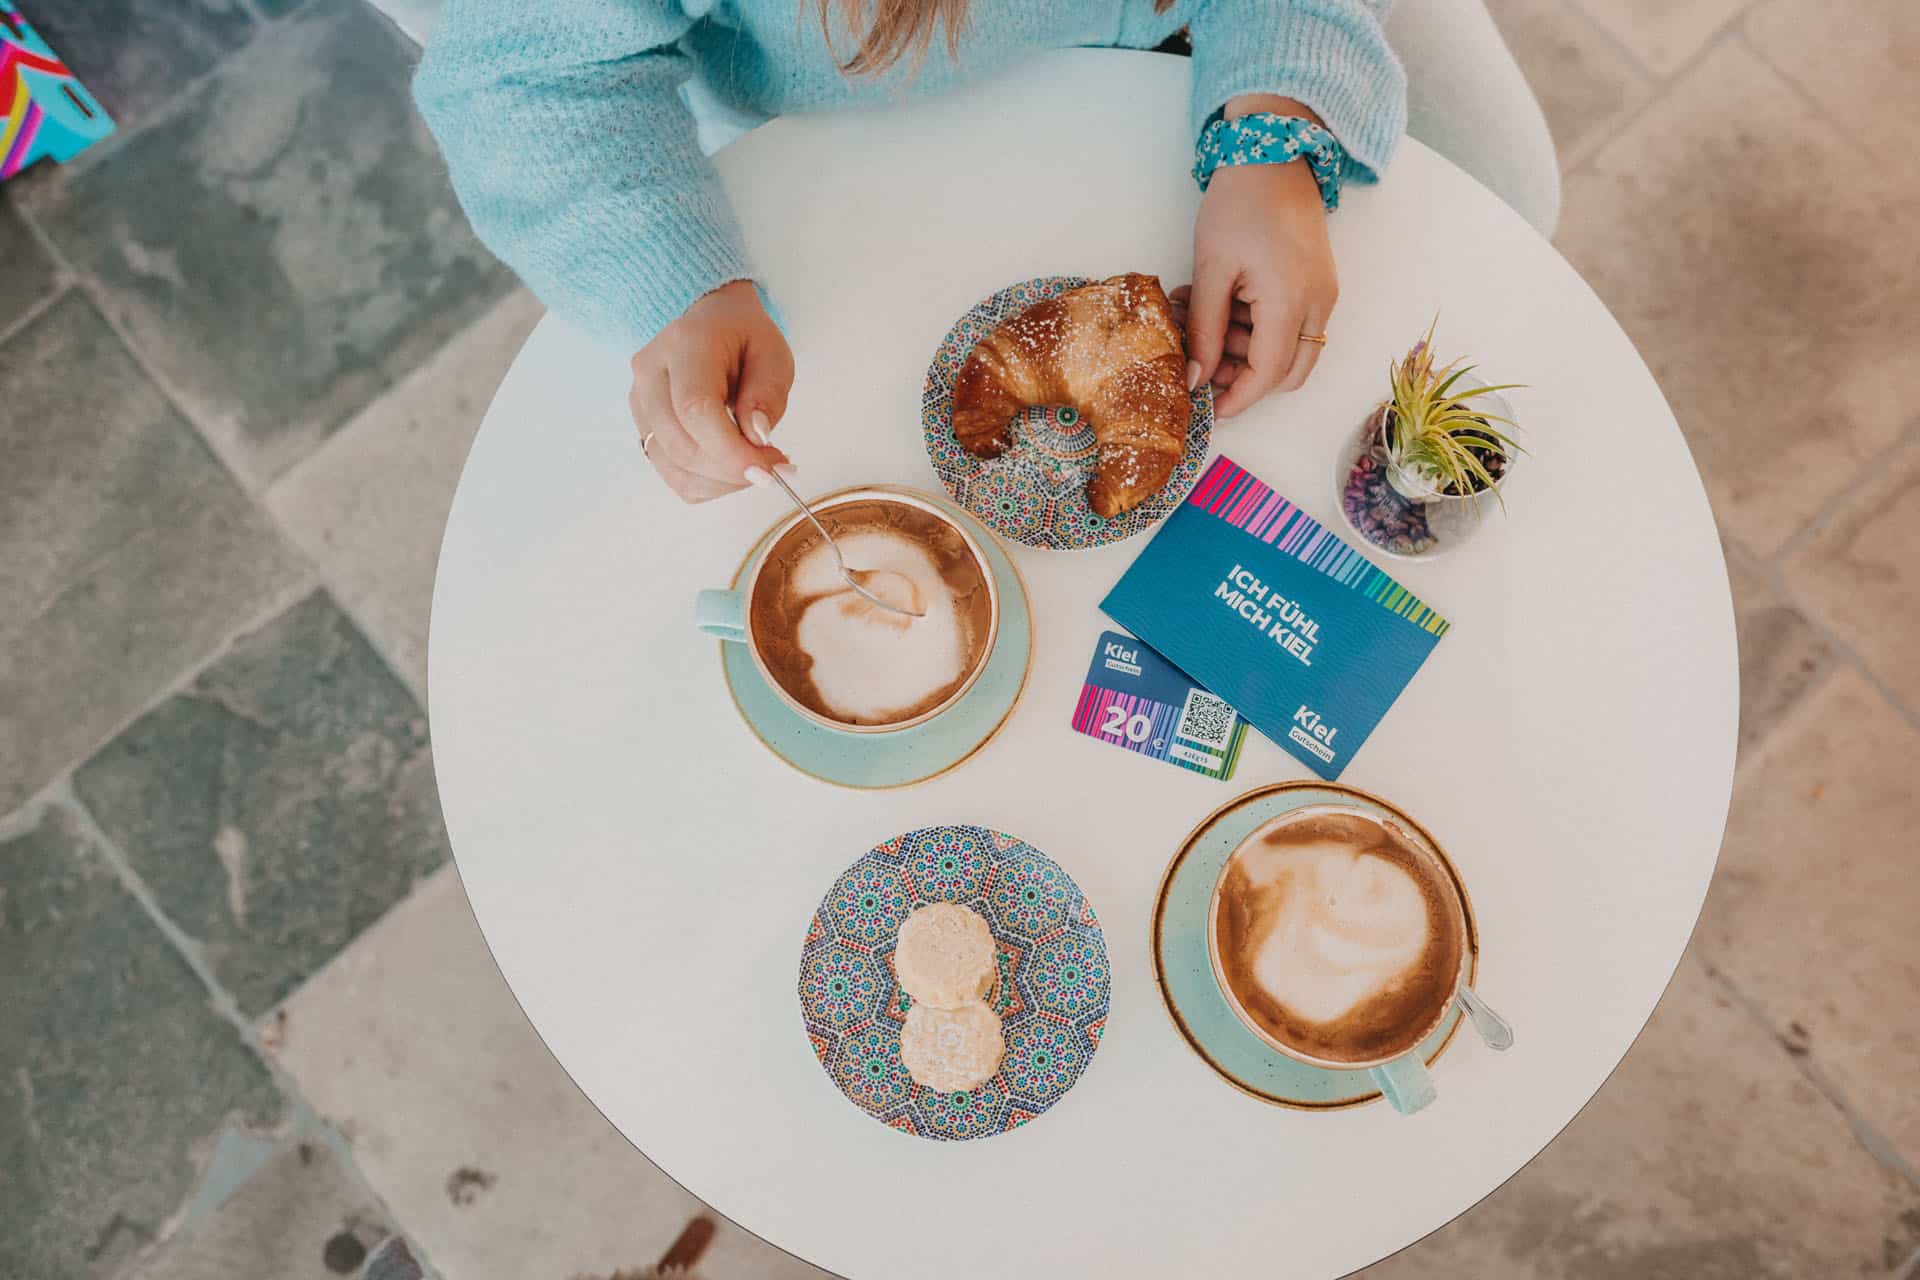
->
xmin=1099 ymin=456 xmax=1450 ymax=779
xmin=1071 ymin=630 xmax=1249 ymax=780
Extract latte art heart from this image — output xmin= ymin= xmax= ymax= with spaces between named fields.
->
xmin=1244 ymin=844 xmax=1429 ymax=1024
xmin=791 ymin=533 xmax=972 ymax=724
xmin=747 ymin=500 xmax=994 ymax=727
xmin=1212 ymin=808 xmax=1467 ymax=1065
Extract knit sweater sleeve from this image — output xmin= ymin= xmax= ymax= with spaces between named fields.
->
xmin=413 ymin=0 xmax=752 ymax=353
xmin=1186 ymin=0 xmax=1407 ymax=185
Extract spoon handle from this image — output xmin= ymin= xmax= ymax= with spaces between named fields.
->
xmin=765 ymin=467 xmax=837 ymax=555
xmin=1458 ymin=985 xmax=1515 ymax=1051
xmin=762 ymin=470 xmax=924 ymax=619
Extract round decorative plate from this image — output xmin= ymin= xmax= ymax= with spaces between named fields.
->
xmin=720 ymin=492 xmax=1032 ymax=790
xmin=922 ymin=275 xmax=1213 ymax=550
xmin=1152 ymin=781 xmax=1478 ymax=1109
xmin=800 ymin=825 xmax=1110 ymax=1140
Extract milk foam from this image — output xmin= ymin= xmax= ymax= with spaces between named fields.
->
xmin=1234 ymin=835 xmax=1431 ymax=1025
xmin=789 ymin=531 xmax=971 ymax=723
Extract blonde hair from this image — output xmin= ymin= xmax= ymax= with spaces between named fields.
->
xmin=815 ymin=0 xmax=1176 ymax=76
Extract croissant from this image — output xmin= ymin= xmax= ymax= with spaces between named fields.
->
xmin=951 ymin=273 xmax=1191 ymax=518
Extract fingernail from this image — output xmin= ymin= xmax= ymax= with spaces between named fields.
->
xmin=749 ymin=410 xmax=773 ymax=446
xmin=774 ymin=463 xmax=798 ymax=482
xmin=1186 ymin=360 xmax=1202 ymax=391
xmin=744 ymin=466 xmax=772 ymax=487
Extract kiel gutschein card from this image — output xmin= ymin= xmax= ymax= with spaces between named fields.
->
xmin=1100 ymin=456 xmax=1450 ymax=780
xmin=1071 ymin=630 xmax=1249 ymax=780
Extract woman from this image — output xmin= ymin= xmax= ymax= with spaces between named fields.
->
xmin=414 ymin=0 xmax=1555 ymax=503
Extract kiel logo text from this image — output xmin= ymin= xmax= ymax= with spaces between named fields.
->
xmin=1287 ymin=704 xmax=1338 ymax=763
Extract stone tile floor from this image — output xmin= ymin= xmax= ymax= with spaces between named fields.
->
xmin=0 ymin=0 xmax=1916 ymax=1275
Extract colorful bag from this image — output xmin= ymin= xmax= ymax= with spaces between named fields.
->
xmin=2 ymin=1 xmax=114 ymax=181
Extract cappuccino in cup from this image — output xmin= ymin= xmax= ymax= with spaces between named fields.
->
xmin=1209 ymin=805 xmax=1467 ymax=1068
xmin=742 ymin=494 xmax=997 ymax=731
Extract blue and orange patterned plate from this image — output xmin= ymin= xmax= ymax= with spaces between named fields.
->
xmin=799 ymin=825 xmax=1110 ymax=1140
xmin=921 ymin=276 xmax=1214 ymax=551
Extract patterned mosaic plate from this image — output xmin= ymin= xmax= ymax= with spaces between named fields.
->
xmin=922 ymin=276 xmax=1214 ymax=550
xmin=799 ymin=825 xmax=1110 ymax=1140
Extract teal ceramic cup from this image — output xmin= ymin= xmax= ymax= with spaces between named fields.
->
xmin=1204 ymin=804 xmax=1472 ymax=1115
xmin=694 ymin=486 xmax=1001 ymax=736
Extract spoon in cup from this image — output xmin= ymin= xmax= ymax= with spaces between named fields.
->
xmin=762 ymin=468 xmax=926 ymax=620
xmin=1456 ymin=985 xmax=1515 ymax=1051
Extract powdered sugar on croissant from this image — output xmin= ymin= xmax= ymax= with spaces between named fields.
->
xmin=950 ymin=273 xmax=1191 ymax=517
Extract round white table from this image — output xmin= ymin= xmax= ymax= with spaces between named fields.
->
xmin=429 ymin=49 xmax=1737 ymax=1280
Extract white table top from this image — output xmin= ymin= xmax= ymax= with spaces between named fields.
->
xmin=428 ymin=49 xmax=1737 ymax=1280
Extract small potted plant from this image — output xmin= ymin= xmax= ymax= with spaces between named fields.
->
xmin=1337 ymin=319 xmax=1523 ymax=558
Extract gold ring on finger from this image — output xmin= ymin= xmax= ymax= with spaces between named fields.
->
xmin=1297 ymin=332 xmax=1328 ymax=345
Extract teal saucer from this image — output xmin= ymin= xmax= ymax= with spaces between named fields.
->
xmin=1151 ymin=781 xmax=1479 ymax=1109
xmin=720 ymin=495 xmax=1032 ymax=789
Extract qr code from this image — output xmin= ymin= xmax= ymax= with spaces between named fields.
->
xmin=1175 ymin=688 xmax=1237 ymax=750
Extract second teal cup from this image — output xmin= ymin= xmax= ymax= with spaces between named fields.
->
xmin=1205 ymin=803 xmax=1474 ymax=1115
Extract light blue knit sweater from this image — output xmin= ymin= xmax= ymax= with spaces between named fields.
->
xmin=414 ymin=0 xmax=1404 ymax=352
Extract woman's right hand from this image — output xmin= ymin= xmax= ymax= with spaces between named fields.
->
xmin=630 ymin=279 xmax=795 ymax=503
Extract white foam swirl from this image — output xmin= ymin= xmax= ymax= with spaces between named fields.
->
xmin=1234 ymin=835 xmax=1430 ymax=1025
xmin=790 ymin=531 xmax=972 ymax=722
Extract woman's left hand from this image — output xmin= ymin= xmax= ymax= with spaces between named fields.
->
xmin=1175 ymin=134 xmax=1338 ymax=418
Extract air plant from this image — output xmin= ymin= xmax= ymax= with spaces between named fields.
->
xmin=1380 ymin=317 xmax=1525 ymax=511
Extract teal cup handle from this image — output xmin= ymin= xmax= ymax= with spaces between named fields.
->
xmin=1369 ymin=1052 xmax=1438 ymax=1115
xmin=694 ymin=588 xmax=748 ymax=643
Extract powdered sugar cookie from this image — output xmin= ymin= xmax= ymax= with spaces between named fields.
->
xmin=900 ymin=1000 xmax=1004 ymax=1092
xmin=893 ymin=902 xmax=996 ymax=1009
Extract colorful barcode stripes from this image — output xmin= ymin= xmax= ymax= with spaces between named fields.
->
xmin=1071 ymin=684 xmax=1174 ymax=755
xmin=1187 ymin=456 xmax=1451 ymax=637
xmin=1070 ymin=684 xmax=1239 ymax=778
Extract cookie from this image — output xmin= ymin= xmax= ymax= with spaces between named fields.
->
xmin=893 ymin=902 xmax=996 ymax=1009
xmin=900 ymin=1000 xmax=1004 ymax=1092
